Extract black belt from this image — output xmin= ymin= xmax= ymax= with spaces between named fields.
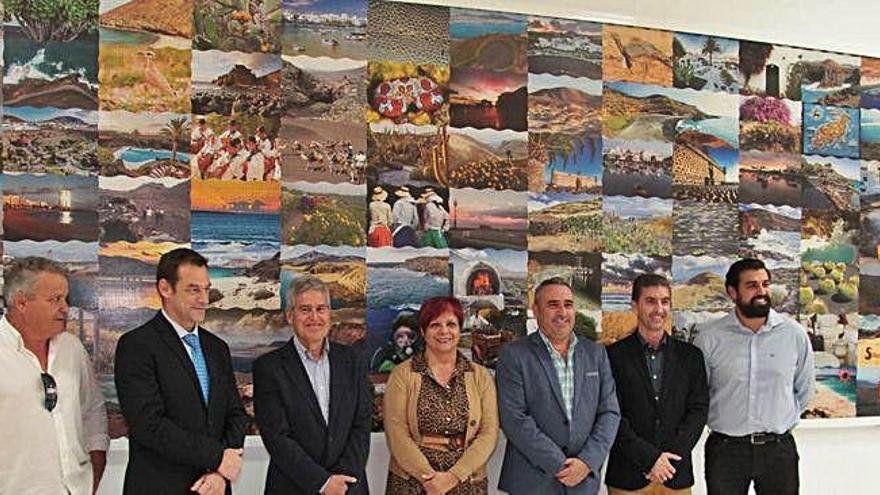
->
xmin=711 ymin=430 xmax=791 ymax=445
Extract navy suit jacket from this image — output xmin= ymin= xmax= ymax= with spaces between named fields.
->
xmin=115 ymin=312 xmax=248 ymax=495
xmin=253 ymin=340 xmax=371 ymax=495
xmin=496 ymin=331 xmax=620 ymax=495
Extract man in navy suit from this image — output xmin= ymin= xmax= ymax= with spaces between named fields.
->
xmin=115 ymin=248 xmax=248 ymax=495
xmin=497 ymin=277 xmax=620 ymax=494
xmin=254 ymin=276 xmax=371 ymax=495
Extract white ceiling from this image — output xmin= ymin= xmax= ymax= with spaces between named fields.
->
xmin=394 ymin=0 xmax=880 ymax=57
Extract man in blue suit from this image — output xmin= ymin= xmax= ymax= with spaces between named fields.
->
xmin=497 ymin=277 xmax=620 ymax=494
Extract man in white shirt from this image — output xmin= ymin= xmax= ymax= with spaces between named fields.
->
xmin=0 ymin=257 xmax=109 ymax=495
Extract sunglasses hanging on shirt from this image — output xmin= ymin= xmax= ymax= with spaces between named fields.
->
xmin=41 ymin=373 xmax=58 ymax=412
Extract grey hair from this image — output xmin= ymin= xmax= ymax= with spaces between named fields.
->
xmin=533 ymin=276 xmax=573 ymax=305
xmin=285 ymin=276 xmax=330 ymax=309
xmin=4 ymin=257 xmax=68 ymax=305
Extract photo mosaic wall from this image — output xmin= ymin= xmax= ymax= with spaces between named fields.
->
xmin=4 ymin=0 xmax=880 ymax=435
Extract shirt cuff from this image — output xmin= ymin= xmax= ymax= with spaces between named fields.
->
xmin=319 ymin=476 xmax=331 ymax=494
xmin=86 ymin=433 xmax=110 ymax=452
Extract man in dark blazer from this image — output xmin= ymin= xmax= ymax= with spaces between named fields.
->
xmin=497 ymin=277 xmax=620 ymax=495
xmin=115 ymin=248 xmax=248 ymax=495
xmin=605 ymin=274 xmax=708 ymax=495
xmin=253 ymin=276 xmax=371 ymax=495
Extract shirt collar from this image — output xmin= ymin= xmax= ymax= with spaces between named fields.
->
xmin=538 ymin=329 xmax=578 ymax=358
xmin=0 ymin=316 xmax=24 ymax=351
xmin=292 ymin=333 xmax=328 ymax=363
xmin=162 ymin=309 xmax=199 ymax=340
xmin=727 ymin=307 xmax=783 ymax=334
xmin=635 ymin=330 xmax=667 ymax=351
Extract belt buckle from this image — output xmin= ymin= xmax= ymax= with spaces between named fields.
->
xmin=451 ymin=436 xmax=465 ymax=449
xmin=749 ymin=433 xmax=768 ymax=445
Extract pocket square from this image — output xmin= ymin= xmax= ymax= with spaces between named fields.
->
xmin=585 ymin=371 xmax=599 ymax=377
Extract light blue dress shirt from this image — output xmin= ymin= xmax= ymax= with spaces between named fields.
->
xmin=695 ymin=309 xmax=815 ymax=436
xmin=292 ymin=334 xmax=330 ymax=424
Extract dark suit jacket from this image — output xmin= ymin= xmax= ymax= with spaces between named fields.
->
xmin=496 ymin=331 xmax=620 ymax=495
xmin=605 ymin=332 xmax=709 ymax=490
xmin=253 ymin=339 xmax=371 ymax=495
xmin=114 ymin=312 xmax=248 ymax=495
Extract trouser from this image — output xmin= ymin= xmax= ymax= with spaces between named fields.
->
xmin=608 ymin=482 xmax=692 ymax=494
xmin=705 ymin=431 xmax=799 ymax=495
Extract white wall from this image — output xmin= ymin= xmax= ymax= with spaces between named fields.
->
xmin=96 ymin=417 xmax=880 ymax=494
xmin=395 ymin=0 xmax=880 ymax=57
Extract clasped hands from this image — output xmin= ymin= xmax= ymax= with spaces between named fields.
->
xmin=190 ymin=448 xmax=243 ymax=495
xmin=645 ymin=452 xmax=682 ymax=484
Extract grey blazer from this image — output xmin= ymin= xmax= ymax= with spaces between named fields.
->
xmin=496 ymin=331 xmax=620 ymax=495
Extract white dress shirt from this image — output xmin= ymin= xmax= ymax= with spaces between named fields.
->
xmin=162 ymin=309 xmax=200 ymax=364
xmin=0 ymin=316 xmax=109 ymax=495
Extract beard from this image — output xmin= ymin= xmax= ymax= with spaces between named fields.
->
xmin=737 ymin=294 xmax=771 ymax=318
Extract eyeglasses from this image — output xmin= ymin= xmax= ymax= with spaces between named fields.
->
xmin=41 ymin=373 xmax=58 ymax=412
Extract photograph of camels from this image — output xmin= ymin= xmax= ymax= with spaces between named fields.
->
xmin=603 ymin=25 xmax=673 ymax=87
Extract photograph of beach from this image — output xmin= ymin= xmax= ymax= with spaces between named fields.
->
xmin=448 ymin=188 xmax=528 ymax=250
xmin=366 ymin=246 xmax=449 ymax=309
xmin=738 ymin=202 xmax=801 ymax=267
xmin=192 ymin=240 xmax=280 ymax=311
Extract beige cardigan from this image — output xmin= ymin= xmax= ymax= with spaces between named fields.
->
xmin=383 ymin=357 xmax=500 ymax=484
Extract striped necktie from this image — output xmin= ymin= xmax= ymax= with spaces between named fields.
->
xmin=182 ymin=333 xmax=210 ymax=404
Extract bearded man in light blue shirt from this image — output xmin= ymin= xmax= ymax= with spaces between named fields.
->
xmin=695 ymin=258 xmax=814 ymax=495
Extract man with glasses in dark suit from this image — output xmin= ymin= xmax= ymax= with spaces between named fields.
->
xmin=0 ymin=257 xmax=109 ymax=494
